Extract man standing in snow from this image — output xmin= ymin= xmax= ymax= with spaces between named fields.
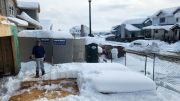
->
xmin=31 ymin=40 xmax=46 ymax=78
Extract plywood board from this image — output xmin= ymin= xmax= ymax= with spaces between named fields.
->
xmin=0 ymin=24 xmax=11 ymax=37
xmin=0 ymin=40 xmax=4 ymax=72
xmin=0 ymin=36 xmax=14 ymax=74
xmin=10 ymin=83 xmax=79 ymax=101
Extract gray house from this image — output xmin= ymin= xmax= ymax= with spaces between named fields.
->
xmin=111 ymin=18 xmax=152 ymax=39
xmin=143 ymin=6 xmax=180 ymax=42
xmin=0 ymin=0 xmax=42 ymax=32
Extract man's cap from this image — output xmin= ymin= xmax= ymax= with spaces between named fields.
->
xmin=36 ymin=40 xmax=41 ymax=43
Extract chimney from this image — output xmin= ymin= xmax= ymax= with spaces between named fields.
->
xmin=81 ymin=24 xmax=84 ymax=37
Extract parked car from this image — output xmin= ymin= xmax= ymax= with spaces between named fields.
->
xmin=130 ymin=40 xmax=149 ymax=48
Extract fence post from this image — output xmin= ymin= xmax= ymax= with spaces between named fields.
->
xmin=111 ymin=53 xmax=112 ymax=63
xmin=145 ymin=55 xmax=147 ymax=76
xmin=153 ymin=53 xmax=156 ymax=81
xmin=125 ymin=51 xmax=126 ymax=66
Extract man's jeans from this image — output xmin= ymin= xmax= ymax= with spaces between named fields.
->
xmin=36 ymin=58 xmax=45 ymax=72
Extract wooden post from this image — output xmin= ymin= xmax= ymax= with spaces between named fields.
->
xmin=173 ymin=30 xmax=175 ymax=43
xmin=164 ymin=30 xmax=166 ymax=41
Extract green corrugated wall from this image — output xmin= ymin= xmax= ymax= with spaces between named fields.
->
xmin=10 ymin=26 xmax=21 ymax=72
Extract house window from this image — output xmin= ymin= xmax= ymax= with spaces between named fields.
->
xmin=131 ymin=32 xmax=135 ymax=37
xmin=155 ymin=30 xmax=158 ymax=33
xmin=176 ymin=18 xmax=179 ymax=22
xmin=165 ymin=30 xmax=168 ymax=33
xmin=9 ymin=3 xmax=14 ymax=16
xmin=159 ymin=17 xmax=165 ymax=23
xmin=175 ymin=30 xmax=178 ymax=36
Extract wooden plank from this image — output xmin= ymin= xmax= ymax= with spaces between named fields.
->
xmin=0 ymin=38 xmax=4 ymax=72
xmin=0 ymin=24 xmax=11 ymax=37
xmin=22 ymin=79 xmax=77 ymax=89
xmin=1 ymin=36 xmax=14 ymax=74
xmin=11 ymin=36 xmax=18 ymax=75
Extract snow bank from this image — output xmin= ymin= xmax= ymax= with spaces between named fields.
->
xmin=81 ymin=37 xmax=99 ymax=45
xmin=111 ymin=48 xmax=118 ymax=59
xmin=7 ymin=17 xmax=28 ymax=26
xmin=98 ymin=46 xmax=103 ymax=53
xmin=17 ymin=12 xmax=41 ymax=27
xmin=92 ymin=71 xmax=156 ymax=93
xmin=18 ymin=30 xmax=73 ymax=39
xmin=145 ymin=42 xmax=160 ymax=53
xmin=130 ymin=40 xmax=149 ymax=47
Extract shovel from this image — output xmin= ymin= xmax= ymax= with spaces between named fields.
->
xmin=30 ymin=57 xmax=54 ymax=66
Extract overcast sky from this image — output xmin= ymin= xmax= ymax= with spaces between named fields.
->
xmin=20 ymin=0 xmax=180 ymax=31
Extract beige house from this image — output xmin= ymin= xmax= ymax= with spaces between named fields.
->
xmin=0 ymin=0 xmax=42 ymax=32
xmin=143 ymin=6 xmax=180 ymax=42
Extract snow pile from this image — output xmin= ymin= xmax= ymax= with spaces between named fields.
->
xmin=18 ymin=30 xmax=73 ymax=39
xmin=92 ymin=71 xmax=156 ymax=93
xmin=17 ymin=1 xmax=39 ymax=9
xmin=130 ymin=40 xmax=149 ymax=47
xmin=17 ymin=12 xmax=41 ymax=27
xmin=81 ymin=37 xmax=99 ymax=45
xmin=145 ymin=42 xmax=160 ymax=53
xmin=40 ymin=20 xmax=52 ymax=30
xmin=111 ymin=48 xmax=118 ymax=59
xmin=170 ymin=41 xmax=180 ymax=52
xmin=98 ymin=46 xmax=103 ymax=53
xmin=7 ymin=17 xmax=28 ymax=26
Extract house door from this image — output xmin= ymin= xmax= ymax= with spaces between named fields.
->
xmin=0 ymin=36 xmax=14 ymax=75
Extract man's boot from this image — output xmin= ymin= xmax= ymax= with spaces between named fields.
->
xmin=36 ymin=71 xmax=39 ymax=78
xmin=42 ymin=71 xmax=45 ymax=76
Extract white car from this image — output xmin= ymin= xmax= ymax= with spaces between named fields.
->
xmin=130 ymin=40 xmax=149 ymax=48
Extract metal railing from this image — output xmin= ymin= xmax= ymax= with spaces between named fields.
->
xmin=110 ymin=50 xmax=180 ymax=94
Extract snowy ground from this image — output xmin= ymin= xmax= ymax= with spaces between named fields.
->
xmin=0 ymin=35 xmax=180 ymax=101
xmin=95 ymin=35 xmax=180 ymax=55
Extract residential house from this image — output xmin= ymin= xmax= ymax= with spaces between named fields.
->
xmin=69 ymin=25 xmax=94 ymax=38
xmin=0 ymin=0 xmax=42 ymax=32
xmin=143 ymin=6 xmax=180 ymax=42
xmin=40 ymin=20 xmax=53 ymax=30
xmin=111 ymin=18 xmax=152 ymax=39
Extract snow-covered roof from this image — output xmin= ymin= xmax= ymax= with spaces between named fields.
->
xmin=174 ymin=12 xmax=180 ymax=18
xmin=8 ymin=17 xmax=28 ymax=26
xmin=17 ymin=1 xmax=40 ymax=13
xmin=18 ymin=30 xmax=73 ymax=39
xmin=171 ymin=23 xmax=180 ymax=29
xmin=0 ymin=20 xmax=15 ymax=26
xmin=17 ymin=12 xmax=41 ymax=27
xmin=125 ymin=24 xmax=141 ymax=31
xmin=151 ymin=6 xmax=180 ymax=18
xmin=123 ymin=18 xmax=148 ymax=24
xmin=143 ymin=25 xmax=174 ymax=31
xmin=40 ymin=20 xmax=52 ymax=30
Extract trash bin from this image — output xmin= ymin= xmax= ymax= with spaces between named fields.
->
xmin=86 ymin=43 xmax=98 ymax=63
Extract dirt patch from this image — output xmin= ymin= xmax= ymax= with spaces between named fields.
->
xmin=9 ymin=83 xmax=79 ymax=101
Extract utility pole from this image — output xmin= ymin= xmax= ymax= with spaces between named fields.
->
xmin=88 ymin=0 xmax=92 ymax=37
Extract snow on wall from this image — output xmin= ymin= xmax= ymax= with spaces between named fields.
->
xmin=18 ymin=30 xmax=73 ymax=39
xmin=17 ymin=12 xmax=41 ymax=27
xmin=8 ymin=17 xmax=28 ymax=26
